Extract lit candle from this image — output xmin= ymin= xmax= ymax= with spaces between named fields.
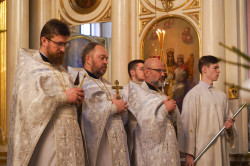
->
xmin=162 ymin=30 xmax=165 ymax=50
xmin=156 ymin=30 xmax=161 ymax=44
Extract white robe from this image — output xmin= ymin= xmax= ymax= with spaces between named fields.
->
xmin=68 ymin=67 xmax=130 ymax=166
xmin=120 ymin=81 xmax=143 ymax=102
xmin=123 ymin=81 xmax=181 ymax=166
xmin=7 ymin=48 xmax=87 ymax=166
xmin=178 ymin=82 xmax=236 ymax=166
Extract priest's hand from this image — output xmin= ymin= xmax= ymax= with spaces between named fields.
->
xmin=224 ymin=117 xmax=235 ymax=129
xmin=185 ymin=154 xmax=194 ymax=166
xmin=65 ymin=87 xmax=85 ymax=105
xmin=112 ymin=94 xmax=128 ymax=114
xmin=164 ymin=97 xmax=176 ymax=112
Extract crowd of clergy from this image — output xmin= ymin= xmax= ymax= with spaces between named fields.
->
xmin=7 ymin=19 xmax=236 ymax=166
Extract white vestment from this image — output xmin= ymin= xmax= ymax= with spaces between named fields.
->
xmin=121 ymin=81 xmax=143 ymax=102
xmin=122 ymin=81 xmax=181 ymax=166
xmin=7 ymin=48 xmax=87 ymax=166
xmin=179 ymin=82 xmax=236 ymax=166
xmin=68 ymin=67 xmax=130 ymax=166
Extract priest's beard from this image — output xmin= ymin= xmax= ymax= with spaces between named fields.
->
xmin=47 ymin=51 xmax=65 ymax=65
xmin=91 ymin=61 xmax=107 ymax=78
xmin=149 ymin=76 xmax=165 ymax=88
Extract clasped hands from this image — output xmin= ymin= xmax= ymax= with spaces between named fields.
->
xmin=65 ymin=88 xmax=128 ymax=114
xmin=65 ymin=87 xmax=85 ymax=105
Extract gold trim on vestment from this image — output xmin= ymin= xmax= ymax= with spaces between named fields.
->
xmin=42 ymin=61 xmax=66 ymax=91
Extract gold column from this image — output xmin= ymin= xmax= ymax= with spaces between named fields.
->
xmin=0 ymin=0 xmax=7 ymax=146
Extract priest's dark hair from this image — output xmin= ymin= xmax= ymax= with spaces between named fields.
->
xmin=128 ymin=59 xmax=144 ymax=78
xmin=82 ymin=42 xmax=103 ymax=66
xmin=40 ymin=19 xmax=70 ymax=45
xmin=198 ymin=55 xmax=220 ymax=74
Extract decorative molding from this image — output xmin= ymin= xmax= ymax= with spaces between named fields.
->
xmin=98 ymin=7 xmax=111 ymax=22
xmin=184 ymin=0 xmax=200 ymax=10
xmin=161 ymin=0 xmax=175 ymax=12
xmin=139 ymin=0 xmax=154 ymax=16
xmin=59 ymin=0 xmax=110 ymax=24
xmin=68 ymin=0 xmax=101 ymax=14
xmin=0 ymin=0 xmax=7 ymax=146
xmin=59 ymin=13 xmax=73 ymax=25
xmin=139 ymin=17 xmax=154 ymax=36
xmin=184 ymin=11 xmax=200 ymax=28
xmin=144 ymin=0 xmax=190 ymax=12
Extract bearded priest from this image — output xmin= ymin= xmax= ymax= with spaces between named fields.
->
xmin=123 ymin=58 xmax=182 ymax=166
xmin=7 ymin=19 xmax=87 ymax=166
xmin=68 ymin=42 xmax=130 ymax=166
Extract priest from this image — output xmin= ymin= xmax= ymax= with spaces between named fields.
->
xmin=68 ymin=42 xmax=130 ymax=166
xmin=120 ymin=59 xmax=144 ymax=101
xmin=123 ymin=58 xmax=181 ymax=166
xmin=7 ymin=19 xmax=87 ymax=166
xmin=179 ymin=55 xmax=236 ymax=166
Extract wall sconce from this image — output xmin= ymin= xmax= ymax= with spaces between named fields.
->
xmin=228 ymin=84 xmax=239 ymax=99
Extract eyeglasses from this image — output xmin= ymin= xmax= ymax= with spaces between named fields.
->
xmin=45 ymin=37 xmax=70 ymax=48
xmin=147 ymin=68 xmax=167 ymax=73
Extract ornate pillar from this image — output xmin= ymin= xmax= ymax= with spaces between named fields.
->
xmin=225 ymin=0 xmax=248 ymax=153
xmin=202 ymin=0 xmax=225 ymax=91
xmin=111 ymin=0 xmax=130 ymax=86
xmin=0 ymin=0 xmax=7 ymax=150
xmin=238 ymin=0 xmax=248 ymax=153
xmin=30 ymin=0 xmax=57 ymax=49
xmin=130 ymin=0 xmax=138 ymax=60
xmin=6 ymin=0 xmax=29 ymax=149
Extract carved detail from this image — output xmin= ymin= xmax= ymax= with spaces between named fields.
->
xmin=144 ymin=0 xmax=191 ymax=12
xmin=184 ymin=11 xmax=200 ymax=27
xmin=184 ymin=0 xmax=200 ymax=10
xmin=139 ymin=1 xmax=154 ymax=16
xmin=98 ymin=7 xmax=111 ymax=22
xmin=69 ymin=0 xmax=102 ymax=14
xmin=139 ymin=17 xmax=154 ymax=36
xmin=59 ymin=0 xmax=111 ymax=24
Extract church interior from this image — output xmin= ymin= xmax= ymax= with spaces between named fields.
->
xmin=0 ymin=0 xmax=250 ymax=165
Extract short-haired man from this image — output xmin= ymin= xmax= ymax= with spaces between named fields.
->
xmin=124 ymin=58 xmax=181 ymax=166
xmin=121 ymin=60 xmax=144 ymax=102
xmin=179 ymin=55 xmax=236 ymax=166
xmin=68 ymin=42 xmax=130 ymax=166
xmin=128 ymin=59 xmax=144 ymax=82
xmin=7 ymin=19 xmax=87 ymax=166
